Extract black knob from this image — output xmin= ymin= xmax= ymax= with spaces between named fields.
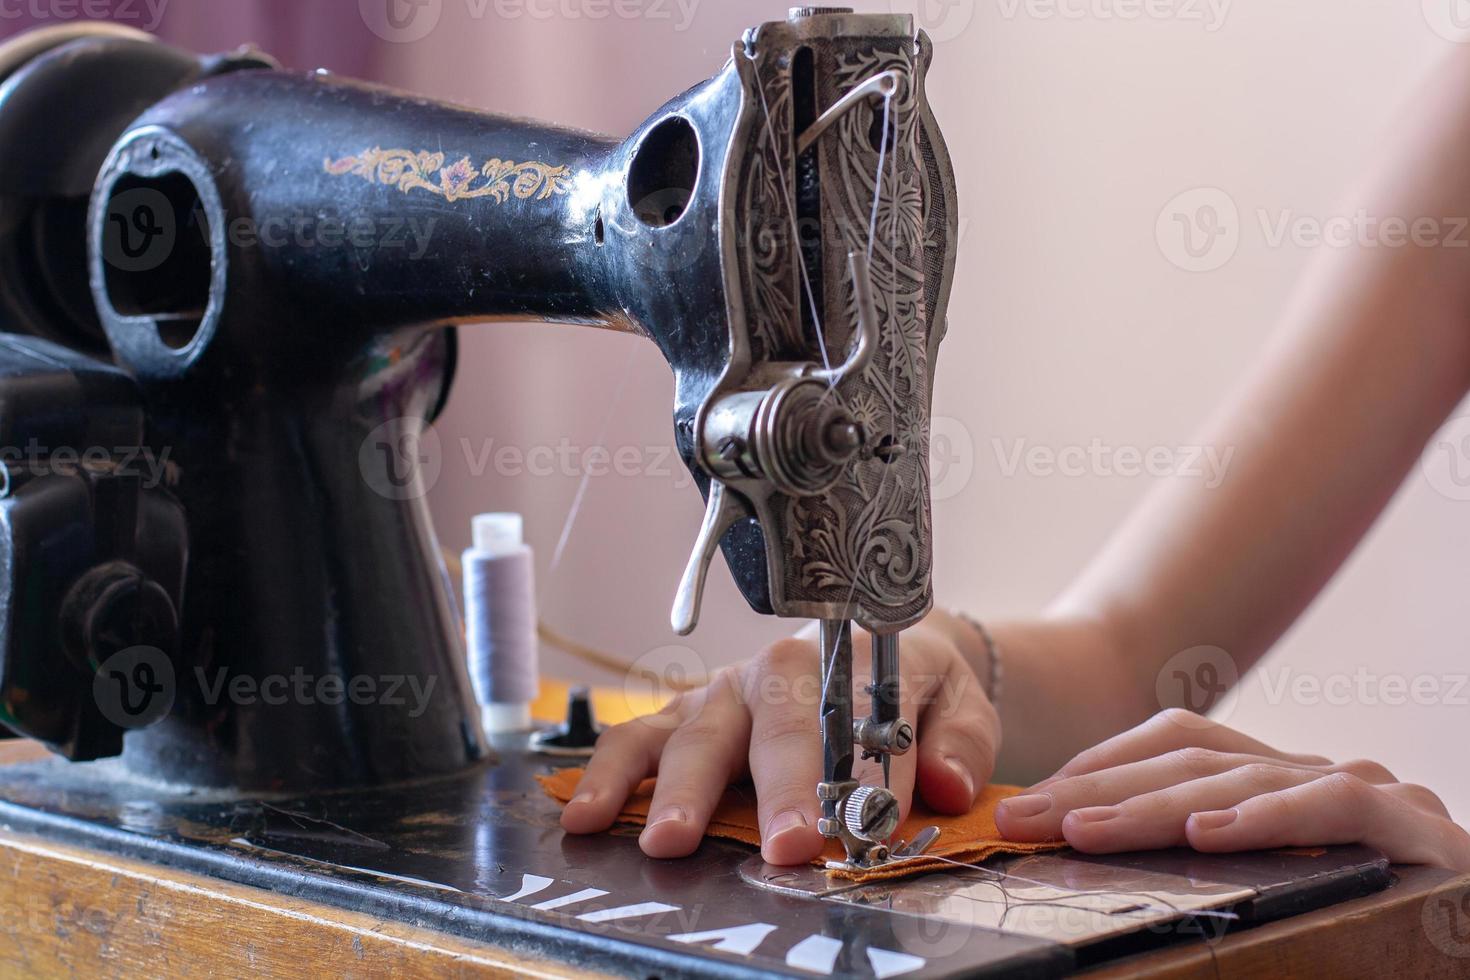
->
xmin=530 ymin=685 xmax=604 ymax=756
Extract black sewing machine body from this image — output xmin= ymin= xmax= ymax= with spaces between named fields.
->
xmin=0 ymin=12 xmax=953 ymax=797
xmin=0 ymin=17 xmax=1394 ymax=977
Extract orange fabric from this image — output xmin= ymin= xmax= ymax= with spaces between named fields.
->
xmin=538 ymin=768 xmax=1064 ymax=882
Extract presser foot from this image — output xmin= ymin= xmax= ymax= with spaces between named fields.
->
xmin=817 ymin=779 xmax=941 ymax=871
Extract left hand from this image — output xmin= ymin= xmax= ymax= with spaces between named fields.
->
xmin=994 ymin=709 xmax=1470 ymax=870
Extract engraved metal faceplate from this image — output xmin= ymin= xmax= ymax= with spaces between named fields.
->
xmin=708 ymin=11 xmax=959 ymax=633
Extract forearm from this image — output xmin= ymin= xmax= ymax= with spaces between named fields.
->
xmin=1031 ymin=50 xmax=1470 ymax=734
xmin=913 ymin=610 xmax=1143 ymax=783
xmin=960 ymin=50 xmax=1470 ymax=782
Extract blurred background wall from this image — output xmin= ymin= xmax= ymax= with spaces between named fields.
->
xmin=6 ymin=0 xmax=1466 ymax=816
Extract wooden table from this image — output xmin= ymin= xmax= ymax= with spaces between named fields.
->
xmin=2 ymin=721 xmax=1467 ymax=978
xmin=0 ymin=815 xmax=1464 ymax=978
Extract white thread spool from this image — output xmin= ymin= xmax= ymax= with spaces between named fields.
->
xmin=463 ymin=513 xmax=539 ymax=734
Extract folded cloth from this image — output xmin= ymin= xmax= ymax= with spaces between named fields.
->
xmin=538 ymin=768 xmax=1064 ymax=883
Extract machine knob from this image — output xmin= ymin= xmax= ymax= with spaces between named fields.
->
xmin=789 ymin=6 xmax=855 ymax=18
xmin=842 ymin=785 xmax=901 ymax=843
xmin=529 ymin=686 xmax=605 ymax=756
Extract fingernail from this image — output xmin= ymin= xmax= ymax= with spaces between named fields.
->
xmin=999 ymin=794 xmax=1052 ymax=819
xmin=646 ymin=806 xmax=687 ymax=829
xmin=1190 ymin=808 xmax=1238 ymax=831
xmin=943 ymin=755 xmax=976 ymax=799
xmin=766 ymin=808 xmax=808 ymax=843
xmin=1069 ymin=805 xmax=1121 ymax=824
xmin=569 ymin=791 xmax=596 ymax=806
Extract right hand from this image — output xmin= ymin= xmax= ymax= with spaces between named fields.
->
xmin=559 ymin=612 xmax=1001 ymax=865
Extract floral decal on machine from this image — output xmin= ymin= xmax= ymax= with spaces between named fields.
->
xmin=324 ymin=148 xmax=572 ymax=203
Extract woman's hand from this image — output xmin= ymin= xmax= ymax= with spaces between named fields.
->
xmin=559 ymin=612 xmax=1000 ymax=865
xmin=995 ymin=709 xmax=1470 ymax=870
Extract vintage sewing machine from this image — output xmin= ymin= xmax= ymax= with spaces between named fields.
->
xmin=0 ymin=14 xmax=1416 ymax=978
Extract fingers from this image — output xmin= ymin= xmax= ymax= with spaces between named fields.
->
xmin=998 ymin=748 xmax=1333 ymax=842
xmin=1032 ymin=710 xmax=1330 ymax=791
xmin=913 ymin=652 xmax=998 ymax=815
xmin=1057 ymin=763 xmax=1329 ymax=852
xmin=639 ymin=671 xmax=752 ymax=858
xmin=1186 ymin=773 xmax=1470 ymax=870
xmin=745 ymin=639 xmax=826 ymax=865
xmin=560 ymin=697 xmax=684 ymax=835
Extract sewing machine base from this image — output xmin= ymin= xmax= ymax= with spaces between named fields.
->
xmin=0 ymin=739 xmax=1390 ymax=978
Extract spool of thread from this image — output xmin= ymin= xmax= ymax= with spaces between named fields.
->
xmin=463 ymin=513 xmax=539 ymax=734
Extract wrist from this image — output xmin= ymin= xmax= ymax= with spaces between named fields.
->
xmin=920 ymin=609 xmax=1000 ymax=699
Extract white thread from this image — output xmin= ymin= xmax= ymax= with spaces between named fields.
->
xmin=548 ymin=343 xmax=639 ymax=577
xmin=917 ymin=853 xmax=1242 ymax=923
xmin=747 ymin=48 xmax=834 ymax=379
